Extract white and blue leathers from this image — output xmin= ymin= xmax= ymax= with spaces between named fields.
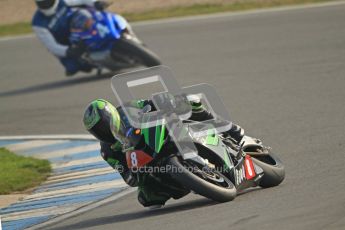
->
xmin=32 ymin=0 xmax=96 ymax=73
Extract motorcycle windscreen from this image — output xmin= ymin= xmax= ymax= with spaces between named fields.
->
xmin=111 ymin=66 xmax=233 ymax=160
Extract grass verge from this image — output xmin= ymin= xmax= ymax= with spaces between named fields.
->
xmin=0 ymin=0 xmax=337 ymax=37
xmin=123 ymin=0 xmax=335 ymax=21
xmin=0 ymin=22 xmax=32 ymax=37
xmin=0 ymin=148 xmax=51 ymax=195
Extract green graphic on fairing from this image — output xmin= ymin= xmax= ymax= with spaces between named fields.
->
xmin=142 ymin=116 xmax=166 ymax=154
xmin=223 ymin=149 xmax=232 ymax=171
xmin=155 ymin=125 xmax=166 ymax=153
xmin=206 ymin=132 xmax=219 ymax=146
xmin=204 ymin=131 xmax=232 ymax=170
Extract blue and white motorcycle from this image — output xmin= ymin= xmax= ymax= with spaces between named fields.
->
xmin=69 ymin=8 xmax=161 ymax=74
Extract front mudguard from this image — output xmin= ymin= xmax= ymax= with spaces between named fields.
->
xmin=240 ymin=136 xmax=285 ymax=187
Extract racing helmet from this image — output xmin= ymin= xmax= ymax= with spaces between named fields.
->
xmin=83 ymin=99 xmax=121 ymax=144
xmin=70 ymin=9 xmax=94 ymax=33
xmin=35 ymin=0 xmax=59 ymax=16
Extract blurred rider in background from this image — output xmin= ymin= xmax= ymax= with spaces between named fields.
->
xmin=32 ymin=0 xmax=108 ymax=76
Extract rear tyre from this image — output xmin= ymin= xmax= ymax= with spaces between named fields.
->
xmin=250 ymin=153 xmax=285 ymax=188
xmin=166 ymin=156 xmax=236 ymax=202
xmin=111 ymin=38 xmax=161 ymax=67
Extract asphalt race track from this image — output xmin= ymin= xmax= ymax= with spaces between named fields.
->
xmin=1 ymin=2 xmax=345 ymax=230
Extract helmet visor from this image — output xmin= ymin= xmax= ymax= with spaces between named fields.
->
xmin=110 ymin=107 xmax=142 ymax=146
xmin=36 ymin=0 xmax=56 ymax=10
xmin=89 ymin=120 xmax=116 ymax=144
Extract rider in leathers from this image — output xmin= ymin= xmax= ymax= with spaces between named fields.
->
xmin=32 ymin=0 xmax=110 ymax=76
xmin=83 ymin=98 xmax=245 ymax=208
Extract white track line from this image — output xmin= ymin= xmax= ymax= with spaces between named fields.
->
xmin=25 ymin=180 xmax=126 ymax=201
xmin=2 ymin=202 xmax=92 ymax=222
xmin=28 ymin=179 xmax=127 ymax=200
xmin=41 ymin=170 xmax=114 ymax=185
xmin=46 ymin=167 xmax=113 ymax=180
xmin=0 ymin=135 xmax=94 ymax=140
xmin=5 ymin=140 xmax=67 ymax=152
xmin=0 ymin=1 xmax=345 ymax=42
xmin=29 ymin=187 xmax=137 ymax=230
xmin=51 ymin=156 xmax=103 ymax=169
xmin=43 ymin=168 xmax=114 ymax=184
xmin=35 ymin=143 xmax=99 ymax=159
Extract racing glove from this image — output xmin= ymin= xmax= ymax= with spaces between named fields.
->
xmin=66 ymin=41 xmax=86 ymax=58
xmin=121 ymin=168 xmax=138 ymax=187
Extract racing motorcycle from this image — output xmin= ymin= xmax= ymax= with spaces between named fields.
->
xmin=123 ymin=105 xmax=285 ymax=203
xmin=69 ymin=8 xmax=161 ymax=74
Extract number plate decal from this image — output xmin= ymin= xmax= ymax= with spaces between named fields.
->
xmin=126 ymin=150 xmax=153 ymax=168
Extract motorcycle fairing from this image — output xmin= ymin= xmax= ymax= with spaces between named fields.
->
xmin=194 ymin=134 xmax=234 ymax=171
xmin=232 ymin=156 xmax=264 ymax=191
xmin=141 ymin=122 xmax=167 ymax=155
xmin=70 ymin=9 xmax=125 ymax=51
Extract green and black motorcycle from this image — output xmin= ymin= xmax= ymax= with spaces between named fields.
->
xmin=123 ymin=106 xmax=285 ymax=203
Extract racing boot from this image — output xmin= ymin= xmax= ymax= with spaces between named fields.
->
xmin=137 ymin=174 xmax=171 ymax=208
xmin=65 ymin=59 xmax=93 ymax=77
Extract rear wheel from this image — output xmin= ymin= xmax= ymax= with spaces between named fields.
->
xmin=166 ymin=156 xmax=236 ymax=202
xmin=111 ymin=38 xmax=161 ymax=67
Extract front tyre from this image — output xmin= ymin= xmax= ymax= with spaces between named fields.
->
xmin=111 ymin=38 xmax=161 ymax=67
xmin=251 ymin=153 xmax=285 ymax=188
xmin=166 ymin=157 xmax=236 ymax=202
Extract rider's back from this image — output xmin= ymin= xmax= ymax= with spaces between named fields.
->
xmin=32 ymin=0 xmax=72 ymax=45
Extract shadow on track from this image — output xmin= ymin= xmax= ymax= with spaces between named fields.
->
xmin=49 ymin=198 xmax=218 ymax=230
xmin=0 ymin=73 xmax=113 ymax=98
xmin=47 ymin=187 xmax=264 ymax=230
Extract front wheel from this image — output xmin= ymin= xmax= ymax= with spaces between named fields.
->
xmin=250 ymin=153 xmax=285 ymax=188
xmin=166 ymin=157 xmax=237 ymax=202
xmin=111 ymin=38 xmax=161 ymax=67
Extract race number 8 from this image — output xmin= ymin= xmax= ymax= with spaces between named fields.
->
xmin=130 ymin=152 xmax=138 ymax=167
